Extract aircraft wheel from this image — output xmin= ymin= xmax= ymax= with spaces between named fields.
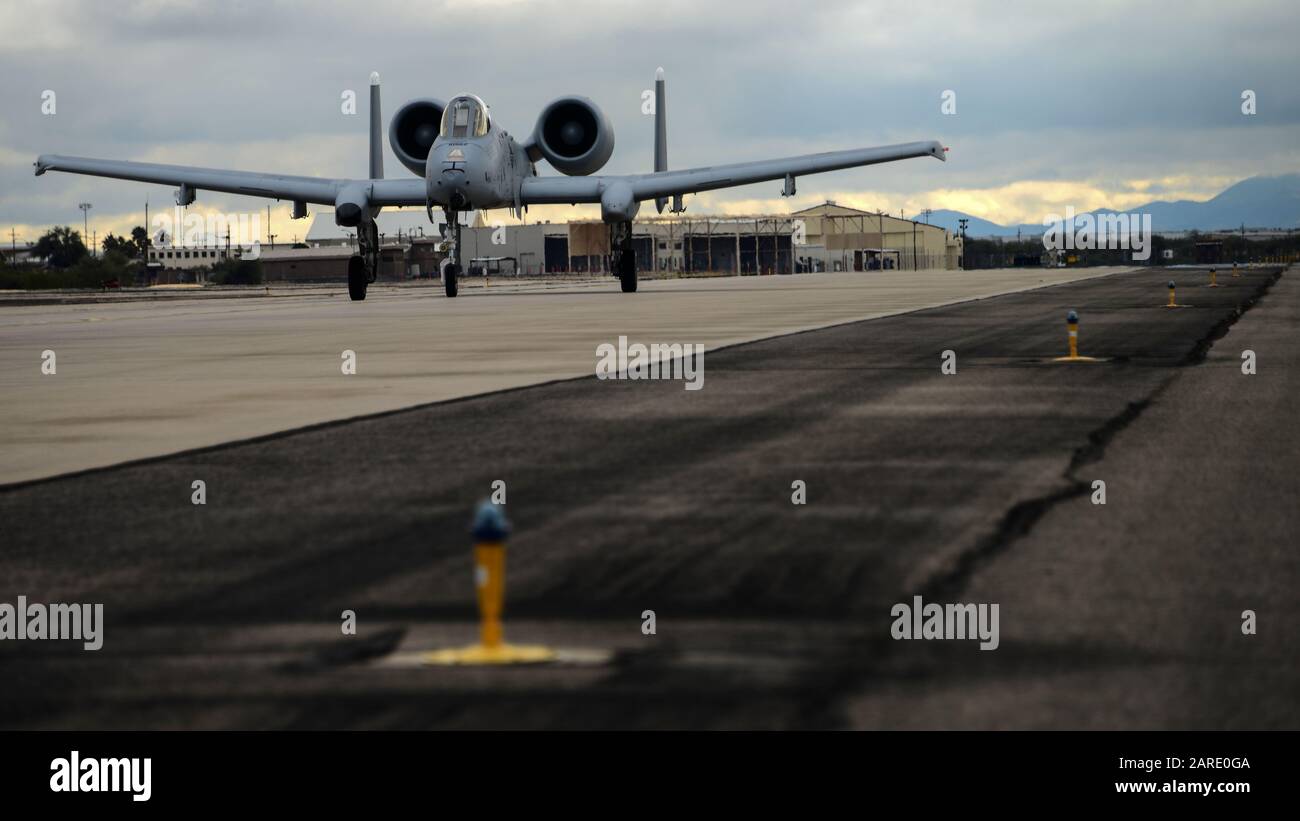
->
xmin=618 ymin=254 xmax=638 ymax=293
xmin=444 ymin=262 xmax=459 ymax=298
xmin=347 ymin=256 xmax=367 ymax=301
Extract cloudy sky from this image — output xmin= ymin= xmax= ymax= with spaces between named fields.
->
xmin=2 ymin=0 xmax=1297 ymax=243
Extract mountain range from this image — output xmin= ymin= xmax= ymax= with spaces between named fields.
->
xmin=915 ymin=174 xmax=1300 ymax=237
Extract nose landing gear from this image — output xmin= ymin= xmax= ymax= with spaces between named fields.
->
xmin=442 ymin=208 xmax=462 ymax=298
xmin=441 ymin=259 xmax=459 ymax=297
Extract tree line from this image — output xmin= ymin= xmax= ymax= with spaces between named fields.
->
xmin=2 ymin=226 xmax=261 ymax=289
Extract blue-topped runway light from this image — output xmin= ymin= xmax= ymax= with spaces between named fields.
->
xmin=471 ymin=501 xmax=510 ymax=650
xmin=471 ymin=499 xmax=511 ymax=541
xmin=1052 ymin=309 xmax=1105 ymax=363
xmin=1164 ymin=279 xmax=1189 ymax=309
xmin=423 ymin=501 xmax=556 ymax=665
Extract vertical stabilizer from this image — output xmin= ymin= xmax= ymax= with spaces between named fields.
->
xmin=369 ymin=72 xmax=384 ymax=180
xmin=654 ymin=67 xmax=667 ymax=213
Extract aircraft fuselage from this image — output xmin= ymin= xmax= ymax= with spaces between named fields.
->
xmin=425 ymin=120 xmax=530 ymax=212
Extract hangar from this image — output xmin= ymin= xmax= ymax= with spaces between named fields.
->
xmin=278 ymin=202 xmax=964 ymax=281
xmin=530 ymin=203 xmax=962 ymax=275
xmin=787 ymin=202 xmax=964 ymax=272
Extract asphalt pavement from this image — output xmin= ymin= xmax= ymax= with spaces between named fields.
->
xmin=0 ymin=264 xmax=1292 ymax=729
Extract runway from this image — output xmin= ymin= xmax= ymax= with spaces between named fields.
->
xmin=0 ymin=265 xmax=1294 ymax=730
xmin=0 ymin=268 xmax=1128 ymax=484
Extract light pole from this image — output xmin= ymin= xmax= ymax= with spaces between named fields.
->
xmin=958 ymin=218 xmax=969 ymax=270
xmin=912 ymin=219 xmax=917 ymax=271
xmin=877 ymin=209 xmax=885 ymax=271
xmin=78 ymin=202 xmax=92 ymax=255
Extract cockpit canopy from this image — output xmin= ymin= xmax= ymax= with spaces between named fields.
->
xmin=440 ymin=94 xmax=490 ymax=139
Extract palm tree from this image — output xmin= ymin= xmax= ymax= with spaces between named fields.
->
xmin=33 ymin=226 xmax=88 ymax=268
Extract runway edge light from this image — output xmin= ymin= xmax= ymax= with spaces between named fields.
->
xmin=1165 ymin=280 xmax=1189 ymax=309
xmin=422 ymin=500 xmax=557 ymax=666
xmin=1052 ymin=309 xmax=1105 ymax=363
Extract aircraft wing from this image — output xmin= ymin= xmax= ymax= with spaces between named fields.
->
xmin=519 ymin=140 xmax=945 ymax=205
xmin=36 ymin=138 xmax=944 ymax=210
xmin=33 ymin=155 xmax=428 ymax=207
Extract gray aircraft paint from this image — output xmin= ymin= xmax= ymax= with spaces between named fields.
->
xmin=35 ymin=70 xmax=944 ymax=231
xmin=654 ymin=66 xmax=668 ymax=214
xmin=369 ymin=72 xmax=383 ymax=182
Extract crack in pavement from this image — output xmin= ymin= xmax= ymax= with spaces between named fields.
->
xmin=807 ymin=267 xmax=1287 ymax=729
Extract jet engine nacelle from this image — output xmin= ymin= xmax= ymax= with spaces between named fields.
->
xmin=389 ymin=98 xmax=446 ymax=176
xmin=526 ymin=96 xmax=614 ymax=176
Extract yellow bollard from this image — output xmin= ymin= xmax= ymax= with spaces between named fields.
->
xmin=1206 ymin=267 xmax=1220 ymax=288
xmin=1052 ymin=309 xmax=1104 ymax=363
xmin=1231 ymin=261 xmax=1241 ymax=278
xmin=423 ymin=501 xmax=556 ymax=665
xmin=474 ymin=540 xmax=505 ymax=649
xmin=1164 ymin=280 xmax=1188 ymax=309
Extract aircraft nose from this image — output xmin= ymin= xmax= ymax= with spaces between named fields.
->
xmin=426 ymin=142 xmax=478 ymax=208
xmin=432 ymin=167 xmax=470 ymax=209
xmin=442 ymin=167 xmax=467 ymax=192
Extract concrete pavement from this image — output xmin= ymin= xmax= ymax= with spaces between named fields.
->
xmin=1 ymin=267 xmax=1129 ymax=484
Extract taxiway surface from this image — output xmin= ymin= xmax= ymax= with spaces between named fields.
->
xmin=1 ymin=268 xmax=1130 ymax=484
xmin=0 ymin=265 xmax=1294 ymax=730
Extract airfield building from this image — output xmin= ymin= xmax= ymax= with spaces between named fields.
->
xmin=263 ymin=201 xmax=963 ymax=281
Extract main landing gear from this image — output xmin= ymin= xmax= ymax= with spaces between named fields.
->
xmin=347 ymin=219 xmax=379 ymax=301
xmin=611 ymin=220 xmax=637 ymax=293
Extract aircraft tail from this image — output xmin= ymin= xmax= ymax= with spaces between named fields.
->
xmin=369 ymin=72 xmax=383 ymax=180
xmin=654 ymin=67 xmax=667 ymax=213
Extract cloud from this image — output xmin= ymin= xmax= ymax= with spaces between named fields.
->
xmin=2 ymin=0 xmax=1297 ymax=241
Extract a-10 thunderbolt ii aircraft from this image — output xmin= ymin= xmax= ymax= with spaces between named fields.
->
xmin=35 ymin=69 xmax=946 ymax=299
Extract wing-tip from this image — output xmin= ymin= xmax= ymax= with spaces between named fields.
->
xmin=34 ymin=155 xmax=52 ymax=176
